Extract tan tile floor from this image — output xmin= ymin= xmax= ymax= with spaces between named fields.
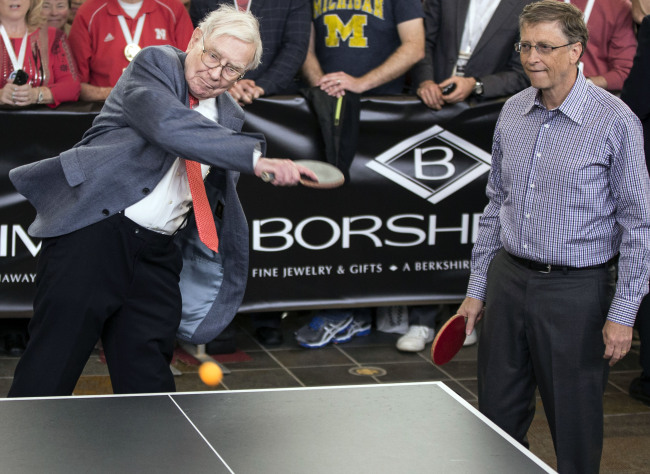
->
xmin=1 ymin=312 xmax=649 ymax=472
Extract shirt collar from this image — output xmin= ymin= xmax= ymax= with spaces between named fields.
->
xmin=523 ymin=69 xmax=588 ymax=125
xmin=108 ymin=0 xmax=156 ymax=17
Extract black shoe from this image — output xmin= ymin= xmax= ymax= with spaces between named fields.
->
xmin=629 ymin=377 xmax=650 ymax=406
xmin=205 ymin=325 xmax=237 ymax=355
xmin=255 ymin=327 xmax=283 ymax=346
xmin=4 ymin=331 xmax=26 ymax=356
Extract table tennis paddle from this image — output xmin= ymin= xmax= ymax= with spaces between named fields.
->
xmin=261 ymin=160 xmax=345 ymax=189
xmin=431 ymin=314 xmax=467 ymax=365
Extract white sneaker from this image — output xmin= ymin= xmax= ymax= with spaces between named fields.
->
xmin=463 ymin=328 xmax=478 ymax=346
xmin=396 ymin=325 xmax=435 ymax=352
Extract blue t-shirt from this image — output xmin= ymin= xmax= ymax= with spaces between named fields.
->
xmin=312 ymin=0 xmax=423 ymax=95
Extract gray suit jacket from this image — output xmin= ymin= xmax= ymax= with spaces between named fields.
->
xmin=9 ymin=45 xmax=265 ymax=344
xmin=412 ymin=0 xmax=531 ymax=99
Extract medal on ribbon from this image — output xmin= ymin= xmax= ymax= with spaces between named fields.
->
xmin=124 ymin=43 xmax=141 ymax=62
xmin=118 ymin=14 xmax=146 ymax=63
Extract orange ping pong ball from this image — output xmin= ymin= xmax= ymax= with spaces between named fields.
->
xmin=199 ymin=361 xmax=223 ymax=386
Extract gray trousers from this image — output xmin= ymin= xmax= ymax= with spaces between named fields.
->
xmin=478 ymin=249 xmax=615 ymax=474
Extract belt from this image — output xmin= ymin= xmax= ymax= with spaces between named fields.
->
xmin=506 ymin=252 xmax=612 ymax=274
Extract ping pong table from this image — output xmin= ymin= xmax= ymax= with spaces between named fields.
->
xmin=0 ymin=382 xmax=555 ymax=473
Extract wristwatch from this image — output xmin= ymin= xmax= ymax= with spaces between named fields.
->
xmin=473 ymin=78 xmax=484 ymax=97
xmin=37 ymin=88 xmax=44 ymax=104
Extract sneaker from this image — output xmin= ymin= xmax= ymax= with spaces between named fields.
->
xmin=396 ymin=325 xmax=435 ymax=352
xmin=295 ymin=312 xmax=353 ymax=348
xmin=463 ymin=328 xmax=478 ymax=347
xmin=333 ymin=317 xmax=372 ymax=343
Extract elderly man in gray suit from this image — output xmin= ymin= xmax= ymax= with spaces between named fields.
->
xmin=412 ymin=0 xmax=533 ymax=110
xmin=7 ymin=5 xmax=315 ymax=397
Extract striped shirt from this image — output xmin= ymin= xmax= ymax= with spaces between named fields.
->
xmin=467 ymin=72 xmax=650 ymax=326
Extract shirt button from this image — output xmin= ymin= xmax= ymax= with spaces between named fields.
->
xmin=536 ymin=153 xmax=541 ymax=157
xmin=523 ymin=244 xmax=528 ymax=249
xmin=530 ymin=183 xmax=535 ymax=188
xmin=525 ymin=213 xmax=531 ymax=219
xmin=544 ymin=124 xmax=550 ymax=128
xmin=102 ymin=209 xmax=110 ymax=216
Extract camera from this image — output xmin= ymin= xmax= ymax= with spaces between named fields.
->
xmin=12 ymin=69 xmax=28 ymax=86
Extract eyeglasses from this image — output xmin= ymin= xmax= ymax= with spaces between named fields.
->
xmin=200 ymin=34 xmax=245 ymax=81
xmin=514 ymin=42 xmax=575 ymax=55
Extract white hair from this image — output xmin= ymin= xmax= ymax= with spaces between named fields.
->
xmin=198 ymin=4 xmax=263 ymax=71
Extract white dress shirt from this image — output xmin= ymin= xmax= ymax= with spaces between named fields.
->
xmin=125 ymin=98 xmax=260 ymax=234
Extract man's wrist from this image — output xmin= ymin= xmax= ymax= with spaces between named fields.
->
xmin=472 ymin=77 xmax=484 ymax=96
xmin=466 ymin=273 xmax=487 ymax=302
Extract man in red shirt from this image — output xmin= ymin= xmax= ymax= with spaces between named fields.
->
xmin=564 ymin=0 xmax=638 ymax=91
xmin=69 ymin=0 xmax=193 ymax=101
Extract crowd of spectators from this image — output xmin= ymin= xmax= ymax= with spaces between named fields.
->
xmin=0 ymin=0 xmax=642 ymax=107
xmin=1 ymin=0 xmax=648 ymax=401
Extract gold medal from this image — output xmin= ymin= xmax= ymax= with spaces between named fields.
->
xmin=124 ymin=43 xmax=141 ymax=62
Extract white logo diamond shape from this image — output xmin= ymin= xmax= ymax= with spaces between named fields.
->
xmin=366 ymin=125 xmax=492 ymax=204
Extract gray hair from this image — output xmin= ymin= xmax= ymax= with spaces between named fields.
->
xmin=198 ymin=4 xmax=263 ymax=71
xmin=519 ymin=0 xmax=589 ymax=58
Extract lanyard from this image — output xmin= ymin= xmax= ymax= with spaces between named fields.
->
xmin=564 ymin=0 xmax=595 ymax=24
xmin=117 ymin=14 xmax=146 ymax=48
xmin=0 ymin=25 xmax=28 ymax=73
xmin=233 ymin=0 xmax=251 ymax=13
xmin=461 ymin=0 xmax=500 ymax=54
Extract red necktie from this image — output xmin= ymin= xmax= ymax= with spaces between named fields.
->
xmin=236 ymin=0 xmax=249 ymax=11
xmin=185 ymin=94 xmax=219 ymax=252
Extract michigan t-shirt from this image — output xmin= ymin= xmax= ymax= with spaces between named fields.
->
xmin=312 ymin=0 xmax=423 ymax=95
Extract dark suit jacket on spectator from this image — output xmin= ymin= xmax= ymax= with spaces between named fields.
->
xmin=189 ymin=0 xmax=311 ymax=95
xmin=621 ymin=15 xmax=650 ymax=160
xmin=412 ymin=0 xmax=530 ymax=99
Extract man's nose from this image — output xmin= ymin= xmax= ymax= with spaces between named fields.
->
xmin=207 ymin=64 xmax=224 ymax=81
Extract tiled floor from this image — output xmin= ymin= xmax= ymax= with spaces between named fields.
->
xmin=1 ymin=311 xmax=649 ymax=472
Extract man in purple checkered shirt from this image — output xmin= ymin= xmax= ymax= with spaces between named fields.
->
xmin=457 ymin=1 xmax=650 ymax=472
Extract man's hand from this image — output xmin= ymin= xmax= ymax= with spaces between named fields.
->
xmin=416 ymin=80 xmax=444 ymax=109
xmin=254 ymin=158 xmax=318 ymax=186
xmin=456 ymin=296 xmax=485 ymax=336
xmin=439 ymin=76 xmax=476 ymax=104
xmin=602 ymin=320 xmax=633 ymax=367
xmin=317 ymin=72 xmax=363 ymax=98
xmin=228 ymin=79 xmax=264 ymax=105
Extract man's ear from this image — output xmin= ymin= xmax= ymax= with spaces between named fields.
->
xmin=186 ymin=27 xmax=202 ymax=53
xmin=570 ymin=42 xmax=584 ymax=65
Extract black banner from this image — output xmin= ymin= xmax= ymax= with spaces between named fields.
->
xmin=0 ymin=97 xmax=502 ymax=316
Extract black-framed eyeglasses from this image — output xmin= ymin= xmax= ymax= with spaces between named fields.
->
xmin=514 ymin=42 xmax=575 ymax=55
xmin=200 ymin=34 xmax=245 ymax=81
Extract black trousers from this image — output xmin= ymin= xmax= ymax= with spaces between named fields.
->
xmin=8 ymin=214 xmax=183 ymax=396
xmin=478 ymin=250 xmax=615 ymax=474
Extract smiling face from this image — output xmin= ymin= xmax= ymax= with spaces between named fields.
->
xmin=67 ymin=0 xmax=84 ymax=23
xmin=519 ymin=21 xmax=583 ymax=106
xmin=41 ymin=0 xmax=68 ymax=30
xmin=184 ymin=28 xmax=255 ymax=101
xmin=0 ymin=0 xmax=30 ymax=23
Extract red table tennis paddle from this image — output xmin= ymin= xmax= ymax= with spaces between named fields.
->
xmin=261 ymin=160 xmax=345 ymax=189
xmin=431 ymin=314 xmax=467 ymax=365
